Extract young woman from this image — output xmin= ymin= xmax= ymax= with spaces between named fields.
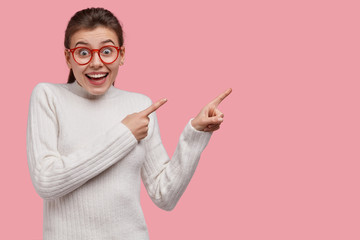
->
xmin=27 ymin=7 xmax=231 ymax=240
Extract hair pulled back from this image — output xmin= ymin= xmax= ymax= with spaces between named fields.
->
xmin=64 ymin=8 xmax=124 ymax=85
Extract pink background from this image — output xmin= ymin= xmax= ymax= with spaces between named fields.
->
xmin=1 ymin=0 xmax=359 ymax=239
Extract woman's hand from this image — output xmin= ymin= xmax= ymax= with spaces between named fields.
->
xmin=122 ymin=99 xmax=167 ymax=141
xmin=191 ymin=88 xmax=232 ymax=132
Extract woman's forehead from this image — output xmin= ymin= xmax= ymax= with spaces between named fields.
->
xmin=70 ymin=26 xmax=119 ymax=47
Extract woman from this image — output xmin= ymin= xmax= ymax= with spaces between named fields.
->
xmin=27 ymin=7 xmax=231 ymax=240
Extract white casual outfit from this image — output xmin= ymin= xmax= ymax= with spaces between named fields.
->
xmin=26 ymin=81 xmax=212 ymax=240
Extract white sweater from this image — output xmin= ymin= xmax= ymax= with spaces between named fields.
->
xmin=26 ymin=80 xmax=212 ymax=240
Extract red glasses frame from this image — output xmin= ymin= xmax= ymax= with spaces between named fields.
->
xmin=66 ymin=45 xmax=121 ymax=65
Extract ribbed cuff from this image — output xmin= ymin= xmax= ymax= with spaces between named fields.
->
xmin=184 ymin=118 xmax=212 ymax=149
xmin=117 ymin=122 xmax=137 ymax=144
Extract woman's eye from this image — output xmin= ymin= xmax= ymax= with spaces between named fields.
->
xmin=75 ymin=48 xmax=90 ymax=57
xmin=102 ymin=48 xmax=112 ymax=55
xmin=79 ymin=49 xmax=90 ymax=56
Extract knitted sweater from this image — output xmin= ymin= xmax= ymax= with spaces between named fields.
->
xmin=26 ymin=80 xmax=212 ymax=240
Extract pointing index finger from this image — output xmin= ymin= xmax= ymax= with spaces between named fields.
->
xmin=140 ymin=98 xmax=168 ymax=116
xmin=211 ymin=88 xmax=232 ymax=106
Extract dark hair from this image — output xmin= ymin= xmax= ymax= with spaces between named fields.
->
xmin=64 ymin=8 xmax=124 ymax=85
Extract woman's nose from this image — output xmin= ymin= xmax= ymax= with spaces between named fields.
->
xmin=89 ymin=52 xmax=103 ymax=68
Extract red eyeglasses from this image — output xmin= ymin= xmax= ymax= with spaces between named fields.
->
xmin=66 ymin=45 xmax=121 ymax=65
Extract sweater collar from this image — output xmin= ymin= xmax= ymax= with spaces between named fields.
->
xmin=67 ymin=80 xmax=117 ymax=99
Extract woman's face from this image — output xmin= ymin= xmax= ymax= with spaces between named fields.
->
xmin=65 ymin=26 xmax=125 ymax=95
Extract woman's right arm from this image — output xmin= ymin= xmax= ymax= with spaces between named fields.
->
xmin=26 ymin=83 xmax=137 ymax=200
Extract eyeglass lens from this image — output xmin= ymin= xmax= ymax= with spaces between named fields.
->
xmin=74 ymin=46 xmax=118 ymax=64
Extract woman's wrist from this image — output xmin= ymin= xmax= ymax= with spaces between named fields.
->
xmin=191 ymin=118 xmax=203 ymax=131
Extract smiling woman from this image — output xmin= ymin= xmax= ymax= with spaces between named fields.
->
xmin=64 ymin=26 xmax=124 ymax=95
xmin=26 ymin=7 xmax=231 ymax=240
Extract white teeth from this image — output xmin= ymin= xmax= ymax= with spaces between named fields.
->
xmin=86 ymin=73 xmax=107 ymax=78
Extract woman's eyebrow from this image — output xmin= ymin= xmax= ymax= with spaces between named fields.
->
xmin=74 ymin=39 xmax=116 ymax=48
xmin=75 ymin=41 xmax=89 ymax=47
xmin=101 ymin=39 xmax=116 ymax=45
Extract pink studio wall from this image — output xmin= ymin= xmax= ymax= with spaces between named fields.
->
xmin=1 ymin=0 xmax=359 ymax=239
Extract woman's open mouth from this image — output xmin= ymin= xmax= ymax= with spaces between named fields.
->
xmin=85 ymin=73 xmax=109 ymax=85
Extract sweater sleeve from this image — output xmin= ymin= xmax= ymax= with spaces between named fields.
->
xmin=141 ymin=109 xmax=212 ymax=211
xmin=26 ymin=83 xmax=138 ymax=200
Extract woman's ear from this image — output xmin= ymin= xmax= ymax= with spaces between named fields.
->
xmin=119 ymin=46 xmax=125 ymax=65
xmin=64 ymin=50 xmax=72 ymax=69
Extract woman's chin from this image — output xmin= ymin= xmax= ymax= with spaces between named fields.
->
xmin=88 ymin=87 xmax=108 ymax=95
xmin=84 ymin=78 xmax=112 ymax=95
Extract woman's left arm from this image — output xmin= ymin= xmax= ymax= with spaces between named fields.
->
xmin=141 ymin=89 xmax=232 ymax=211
